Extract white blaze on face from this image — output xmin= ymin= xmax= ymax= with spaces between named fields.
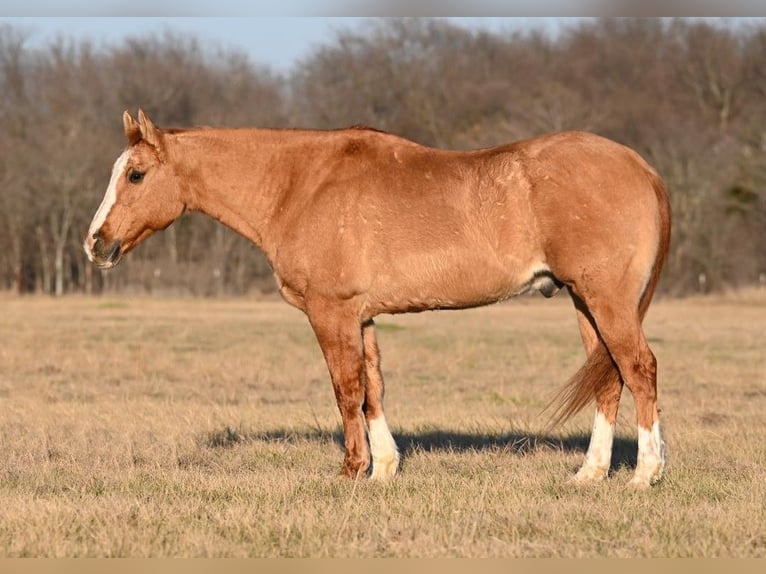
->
xmin=84 ymin=150 xmax=130 ymax=260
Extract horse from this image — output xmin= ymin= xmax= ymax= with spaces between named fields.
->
xmin=84 ymin=110 xmax=671 ymax=488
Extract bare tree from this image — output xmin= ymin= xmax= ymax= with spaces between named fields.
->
xmin=1 ymin=19 xmax=765 ymax=296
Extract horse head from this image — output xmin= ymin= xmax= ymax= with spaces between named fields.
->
xmin=84 ymin=110 xmax=185 ymax=268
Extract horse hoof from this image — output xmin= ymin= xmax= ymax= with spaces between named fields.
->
xmin=370 ymin=454 xmax=400 ymax=481
xmin=627 ymin=470 xmax=663 ymax=489
xmin=626 ymin=476 xmax=652 ymax=489
xmin=568 ymin=465 xmax=609 ymax=484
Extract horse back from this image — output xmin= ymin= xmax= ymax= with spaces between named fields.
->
xmin=269 ymin=130 xmax=665 ymax=316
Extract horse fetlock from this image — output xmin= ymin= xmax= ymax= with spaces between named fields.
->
xmin=628 ymin=452 xmax=665 ymax=488
xmin=340 ymin=457 xmax=370 ymax=479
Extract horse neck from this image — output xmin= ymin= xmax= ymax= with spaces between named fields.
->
xmin=168 ymin=128 xmax=298 ymax=258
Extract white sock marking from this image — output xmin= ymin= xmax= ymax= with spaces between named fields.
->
xmin=630 ymin=421 xmax=666 ymax=487
xmin=368 ymin=415 xmax=399 ymax=480
xmin=573 ymin=410 xmax=614 ymax=482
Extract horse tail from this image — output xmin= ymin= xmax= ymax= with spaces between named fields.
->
xmin=544 ymin=342 xmax=618 ymax=429
xmin=638 ymin=170 xmax=671 ymax=321
xmin=545 ymin=169 xmax=671 ymax=429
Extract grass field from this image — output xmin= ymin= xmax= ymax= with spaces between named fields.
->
xmin=0 ymin=291 xmax=764 ymax=557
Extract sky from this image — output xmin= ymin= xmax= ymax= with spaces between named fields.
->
xmin=4 ymin=15 xmax=766 ymax=73
xmin=1 ymin=17 xmax=589 ymax=72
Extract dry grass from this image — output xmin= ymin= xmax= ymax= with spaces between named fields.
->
xmin=0 ymin=291 xmax=764 ymax=557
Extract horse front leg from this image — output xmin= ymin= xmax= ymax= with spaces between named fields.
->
xmin=362 ymin=319 xmax=400 ymax=480
xmin=307 ymin=299 xmax=370 ymax=478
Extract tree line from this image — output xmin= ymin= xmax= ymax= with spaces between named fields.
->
xmin=1 ymin=18 xmax=764 ymax=297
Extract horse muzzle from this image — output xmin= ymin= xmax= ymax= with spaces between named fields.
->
xmin=85 ymin=232 xmax=122 ymax=269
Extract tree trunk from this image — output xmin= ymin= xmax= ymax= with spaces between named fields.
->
xmin=84 ymin=258 xmax=93 ymax=295
xmin=50 ymin=206 xmax=72 ymax=297
xmin=35 ymin=225 xmax=51 ymax=294
xmin=166 ymin=224 xmax=178 ymax=264
xmin=54 ymin=244 xmax=65 ymax=296
xmin=9 ymin=228 xmax=23 ymax=295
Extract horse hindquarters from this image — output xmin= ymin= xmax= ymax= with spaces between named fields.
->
xmin=535 ymin=141 xmax=670 ymax=487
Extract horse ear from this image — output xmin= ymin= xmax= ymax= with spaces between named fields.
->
xmin=137 ymin=108 xmax=165 ymax=158
xmin=123 ymin=110 xmax=141 ymax=145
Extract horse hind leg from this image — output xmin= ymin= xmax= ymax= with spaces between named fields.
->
xmin=568 ymin=290 xmax=624 ymax=483
xmin=362 ymin=319 xmax=400 ymax=480
xmin=581 ymin=296 xmax=666 ymax=488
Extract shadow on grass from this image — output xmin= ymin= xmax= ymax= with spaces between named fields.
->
xmin=200 ymin=425 xmax=638 ymax=472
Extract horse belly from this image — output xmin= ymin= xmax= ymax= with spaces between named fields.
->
xmin=367 ymin=248 xmax=533 ymax=314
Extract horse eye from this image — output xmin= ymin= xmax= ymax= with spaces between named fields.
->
xmin=128 ymin=170 xmax=145 ymax=184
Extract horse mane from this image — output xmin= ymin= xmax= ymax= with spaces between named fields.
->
xmin=164 ymin=126 xmax=222 ymax=135
xmin=345 ymin=125 xmax=389 ymax=134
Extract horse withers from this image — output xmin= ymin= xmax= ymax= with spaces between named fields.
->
xmin=85 ymin=110 xmax=671 ymax=488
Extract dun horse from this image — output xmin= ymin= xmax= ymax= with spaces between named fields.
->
xmin=85 ymin=110 xmax=671 ymax=488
